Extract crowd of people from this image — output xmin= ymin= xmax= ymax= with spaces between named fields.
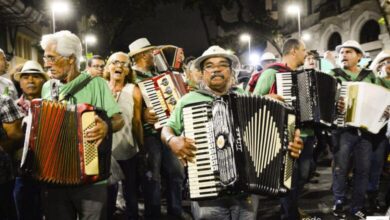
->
xmin=0 ymin=29 xmax=389 ymax=220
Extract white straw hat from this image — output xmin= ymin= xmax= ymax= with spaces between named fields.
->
xmin=369 ymin=50 xmax=390 ymax=74
xmin=335 ymin=40 xmax=365 ymax=55
xmin=128 ymin=38 xmax=155 ymax=57
xmin=14 ymin=60 xmax=48 ymax=81
xmin=193 ymin=45 xmax=240 ymax=70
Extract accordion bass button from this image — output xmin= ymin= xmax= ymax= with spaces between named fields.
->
xmin=216 ymin=135 xmax=225 ymax=149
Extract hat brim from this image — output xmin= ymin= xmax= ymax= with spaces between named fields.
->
xmin=14 ymin=71 xmax=49 ymax=81
xmin=128 ymin=46 xmax=156 ymax=57
xmin=335 ymin=45 xmax=364 ymax=55
xmin=369 ymin=52 xmax=390 ymax=74
xmin=193 ymin=53 xmax=240 ymax=71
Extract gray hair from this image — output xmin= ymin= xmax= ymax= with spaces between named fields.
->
xmin=40 ymin=30 xmax=83 ymax=70
xmin=106 ymin=52 xmax=129 ymax=65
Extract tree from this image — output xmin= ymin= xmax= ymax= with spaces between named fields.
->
xmin=183 ymin=0 xmax=282 ymax=56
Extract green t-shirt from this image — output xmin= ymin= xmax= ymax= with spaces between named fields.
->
xmin=253 ymin=68 xmax=278 ymax=96
xmin=375 ymin=77 xmax=390 ymax=89
xmin=327 ymin=68 xmax=376 ymax=83
xmin=41 ymin=72 xmax=121 ymax=117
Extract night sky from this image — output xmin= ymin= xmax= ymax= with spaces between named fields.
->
xmin=116 ymin=3 xmax=217 ymax=58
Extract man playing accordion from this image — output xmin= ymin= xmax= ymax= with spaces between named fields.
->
xmin=161 ymin=45 xmax=303 ymax=220
xmin=39 ymin=30 xmax=124 ymax=220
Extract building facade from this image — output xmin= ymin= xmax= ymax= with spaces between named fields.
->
xmin=275 ymin=0 xmax=390 ymax=58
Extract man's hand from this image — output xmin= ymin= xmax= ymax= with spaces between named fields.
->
xmin=265 ymin=94 xmax=285 ymax=102
xmin=143 ymin=107 xmax=158 ymax=125
xmin=85 ymin=115 xmax=108 ymax=146
xmin=337 ymin=96 xmax=345 ymax=114
xmin=169 ymin=136 xmax=197 ymax=165
xmin=288 ymin=129 xmax=303 ymax=159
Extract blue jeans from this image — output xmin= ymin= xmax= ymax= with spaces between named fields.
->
xmin=280 ymin=136 xmax=315 ymax=220
xmin=368 ymin=136 xmax=389 ymax=192
xmin=13 ymin=176 xmax=42 ymax=220
xmin=191 ymin=195 xmax=254 ymax=220
xmin=332 ymin=128 xmax=372 ymax=212
xmin=142 ymin=135 xmax=185 ymax=218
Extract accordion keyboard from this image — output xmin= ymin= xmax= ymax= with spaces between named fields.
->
xmin=183 ymin=103 xmax=220 ymax=199
xmin=138 ymin=80 xmax=169 ymax=128
xmin=276 ymin=73 xmax=294 ymax=106
xmin=335 ymin=84 xmax=348 ymax=127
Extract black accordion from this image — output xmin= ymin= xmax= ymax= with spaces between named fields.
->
xmin=183 ymin=93 xmax=296 ymax=200
xmin=275 ymin=69 xmax=338 ymax=127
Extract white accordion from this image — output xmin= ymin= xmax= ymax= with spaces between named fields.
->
xmin=335 ymin=82 xmax=390 ymax=134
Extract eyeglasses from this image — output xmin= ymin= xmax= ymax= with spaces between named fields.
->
xmin=111 ymin=60 xmax=129 ymax=67
xmin=382 ymin=60 xmax=390 ymax=65
xmin=203 ymin=63 xmax=231 ymax=72
xmin=92 ymin=65 xmax=105 ymax=69
xmin=43 ymin=55 xmax=68 ymax=64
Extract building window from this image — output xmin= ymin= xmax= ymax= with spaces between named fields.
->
xmin=15 ymin=35 xmax=32 ymax=60
xmin=359 ymin=20 xmax=380 ymax=44
xmin=327 ymin=32 xmax=342 ymax=51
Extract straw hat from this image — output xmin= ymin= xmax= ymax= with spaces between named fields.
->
xmin=260 ymin=52 xmax=276 ymax=61
xmin=335 ymin=40 xmax=365 ymax=55
xmin=14 ymin=60 xmax=48 ymax=81
xmin=128 ymin=38 xmax=155 ymax=57
xmin=193 ymin=45 xmax=240 ymax=70
xmin=369 ymin=50 xmax=390 ymax=74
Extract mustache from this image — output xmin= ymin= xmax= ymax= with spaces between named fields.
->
xmin=341 ymin=58 xmax=348 ymax=62
xmin=211 ymin=72 xmax=224 ymax=79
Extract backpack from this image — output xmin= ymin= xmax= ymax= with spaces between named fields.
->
xmin=247 ymin=63 xmax=291 ymax=93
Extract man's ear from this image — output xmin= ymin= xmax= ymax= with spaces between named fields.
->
xmin=69 ymin=55 xmax=75 ymax=64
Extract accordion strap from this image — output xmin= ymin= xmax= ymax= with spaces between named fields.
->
xmin=332 ymin=68 xmax=373 ymax=82
xmin=60 ymin=75 xmax=95 ymax=102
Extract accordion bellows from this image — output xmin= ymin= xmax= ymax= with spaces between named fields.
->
xmin=21 ymin=99 xmax=112 ymax=185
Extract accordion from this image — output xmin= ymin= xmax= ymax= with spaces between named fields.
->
xmin=153 ymin=45 xmax=184 ymax=73
xmin=183 ymin=93 xmax=296 ymax=200
xmin=275 ymin=69 xmax=338 ymax=127
xmin=138 ymin=72 xmax=188 ymax=129
xmin=21 ymin=99 xmax=112 ymax=185
xmin=335 ymin=82 xmax=390 ymax=134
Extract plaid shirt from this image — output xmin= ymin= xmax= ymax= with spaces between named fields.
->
xmin=0 ymin=95 xmax=23 ymax=139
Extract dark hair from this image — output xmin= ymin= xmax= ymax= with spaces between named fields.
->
xmin=282 ymin=38 xmax=302 ymax=56
xmin=306 ymin=50 xmax=320 ymax=59
xmin=87 ymin=55 xmax=105 ymax=67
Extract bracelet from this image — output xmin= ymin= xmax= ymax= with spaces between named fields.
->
xmin=166 ymin=134 xmax=176 ymax=145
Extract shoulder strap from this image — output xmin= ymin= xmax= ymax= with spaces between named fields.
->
xmin=60 ymin=75 xmax=95 ymax=102
xmin=356 ymin=69 xmax=373 ymax=82
xmin=332 ymin=68 xmax=351 ymax=81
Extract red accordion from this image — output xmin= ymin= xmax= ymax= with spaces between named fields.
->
xmin=138 ymin=72 xmax=188 ymax=129
xmin=21 ymin=99 xmax=112 ymax=185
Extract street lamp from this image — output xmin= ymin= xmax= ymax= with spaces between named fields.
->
xmin=287 ymin=4 xmax=301 ymax=38
xmin=240 ymin=33 xmax=251 ymax=62
xmin=302 ymin=33 xmax=311 ymax=41
xmin=50 ymin=1 xmax=70 ymax=33
xmin=85 ymin=34 xmax=97 ymax=58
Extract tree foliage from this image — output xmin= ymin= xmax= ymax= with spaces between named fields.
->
xmin=78 ymin=0 xmax=281 ymax=57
